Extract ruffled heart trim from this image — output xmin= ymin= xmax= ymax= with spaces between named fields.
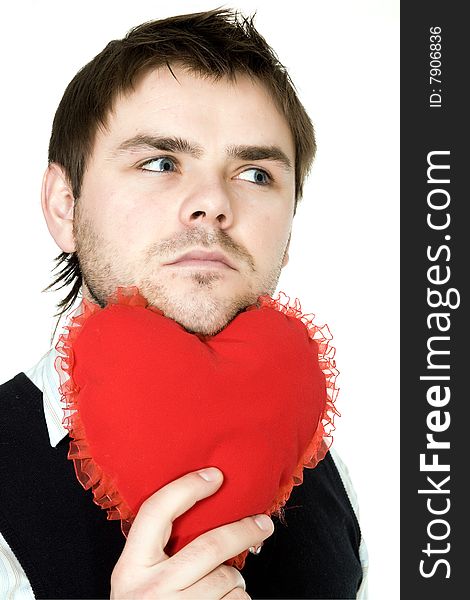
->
xmin=54 ymin=286 xmax=340 ymax=569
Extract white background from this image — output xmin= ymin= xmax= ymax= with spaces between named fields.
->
xmin=0 ymin=1 xmax=399 ymax=598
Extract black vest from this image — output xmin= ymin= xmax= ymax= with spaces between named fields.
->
xmin=0 ymin=372 xmax=363 ymax=599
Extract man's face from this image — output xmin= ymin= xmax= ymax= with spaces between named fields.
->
xmin=73 ymin=65 xmax=296 ymax=336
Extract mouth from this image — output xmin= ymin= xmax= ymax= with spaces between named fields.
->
xmin=163 ymin=250 xmax=236 ymax=270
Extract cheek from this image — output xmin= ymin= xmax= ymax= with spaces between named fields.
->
xmin=247 ymin=215 xmax=290 ymax=265
xmin=83 ymin=184 xmax=167 ymax=245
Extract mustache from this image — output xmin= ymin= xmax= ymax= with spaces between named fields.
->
xmin=148 ymin=227 xmax=255 ymax=271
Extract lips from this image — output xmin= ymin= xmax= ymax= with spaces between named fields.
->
xmin=164 ymin=250 xmax=235 ymax=269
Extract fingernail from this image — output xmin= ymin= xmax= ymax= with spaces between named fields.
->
xmin=197 ymin=467 xmax=221 ymax=481
xmin=254 ymin=514 xmax=272 ymax=531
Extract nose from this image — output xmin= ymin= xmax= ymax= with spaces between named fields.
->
xmin=179 ymin=178 xmax=234 ymax=229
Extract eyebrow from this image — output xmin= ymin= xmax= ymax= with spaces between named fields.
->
xmin=112 ymin=134 xmax=293 ymax=172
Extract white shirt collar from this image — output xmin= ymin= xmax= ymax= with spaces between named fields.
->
xmin=23 ymin=302 xmax=86 ymax=448
xmin=24 ymin=347 xmax=68 ymax=447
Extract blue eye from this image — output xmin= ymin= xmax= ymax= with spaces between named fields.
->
xmin=237 ymin=168 xmax=271 ymax=186
xmin=141 ymin=157 xmax=177 ymax=172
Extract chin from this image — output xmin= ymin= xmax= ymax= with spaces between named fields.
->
xmin=161 ymin=293 xmax=250 ymax=337
xmin=138 ymin=276 xmax=260 ymax=336
xmin=165 ymin=306 xmax=236 ymax=337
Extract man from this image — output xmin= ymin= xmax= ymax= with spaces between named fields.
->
xmin=0 ymin=9 xmax=367 ymax=599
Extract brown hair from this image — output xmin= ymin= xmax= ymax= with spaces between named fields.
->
xmin=43 ymin=7 xmax=316 ymax=328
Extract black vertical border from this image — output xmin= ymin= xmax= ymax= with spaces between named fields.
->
xmin=401 ymin=3 xmax=467 ymax=598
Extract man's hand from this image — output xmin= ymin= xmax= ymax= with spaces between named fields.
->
xmin=110 ymin=467 xmax=274 ymax=599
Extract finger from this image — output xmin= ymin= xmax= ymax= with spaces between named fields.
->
xmin=220 ymin=588 xmax=251 ymax=599
xmin=163 ymin=513 xmax=274 ymax=591
xmin=179 ymin=564 xmax=246 ymax=599
xmin=120 ymin=467 xmax=224 ymax=566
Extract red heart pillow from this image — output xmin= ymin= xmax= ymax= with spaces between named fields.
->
xmin=55 ymin=286 xmax=339 ymax=569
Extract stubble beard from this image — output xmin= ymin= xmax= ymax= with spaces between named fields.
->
xmin=73 ymin=208 xmax=287 ymax=336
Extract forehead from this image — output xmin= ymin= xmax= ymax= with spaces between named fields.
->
xmin=96 ymin=65 xmax=295 ymax=159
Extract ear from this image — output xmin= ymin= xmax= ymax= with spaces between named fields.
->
xmin=281 ymin=233 xmax=291 ymax=269
xmin=41 ymin=163 xmax=76 ymax=253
